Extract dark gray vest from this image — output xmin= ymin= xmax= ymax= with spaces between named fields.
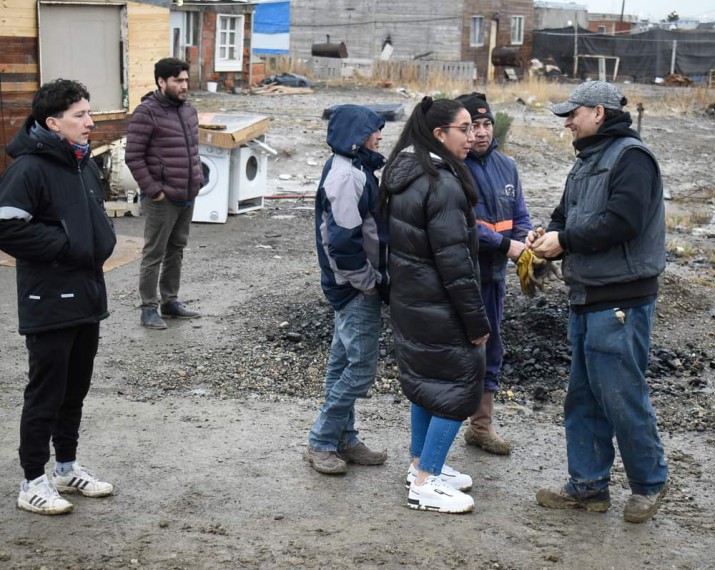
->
xmin=562 ymin=136 xmax=666 ymax=305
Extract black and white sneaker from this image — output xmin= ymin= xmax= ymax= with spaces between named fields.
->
xmin=408 ymin=475 xmax=475 ymax=514
xmin=18 ymin=475 xmax=73 ymax=515
xmin=52 ymin=463 xmax=114 ymax=498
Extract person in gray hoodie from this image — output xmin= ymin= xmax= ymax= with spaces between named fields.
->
xmin=305 ymin=105 xmax=389 ymax=476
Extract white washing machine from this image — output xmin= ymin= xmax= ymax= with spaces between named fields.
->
xmin=193 ymin=144 xmax=230 ymax=223
xmin=228 ymin=136 xmax=268 ymax=215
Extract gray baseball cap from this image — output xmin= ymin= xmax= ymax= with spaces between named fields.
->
xmin=550 ymin=81 xmax=627 ymax=117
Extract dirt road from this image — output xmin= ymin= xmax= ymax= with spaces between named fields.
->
xmin=0 ymin=84 xmax=713 ymax=569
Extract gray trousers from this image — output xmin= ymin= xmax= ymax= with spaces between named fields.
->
xmin=139 ymin=198 xmax=194 ymax=308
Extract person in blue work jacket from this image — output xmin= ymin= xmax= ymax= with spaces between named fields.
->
xmin=304 ymin=105 xmax=390 ymax=475
xmin=457 ymin=93 xmax=533 ymax=456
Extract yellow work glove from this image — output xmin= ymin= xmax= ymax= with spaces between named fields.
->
xmin=516 ymin=249 xmax=553 ymax=297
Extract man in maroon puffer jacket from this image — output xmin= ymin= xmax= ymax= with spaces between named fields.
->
xmin=126 ymin=57 xmax=204 ymax=329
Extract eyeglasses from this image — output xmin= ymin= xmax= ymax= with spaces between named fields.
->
xmin=440 ymin=124 xmax=476 ymax=135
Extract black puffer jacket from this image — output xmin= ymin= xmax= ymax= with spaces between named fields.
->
xmin=383 ymin=149 xmax=490 ymax=420
xmin=125 ymin=90 xmax=203 ymax=201
xmin=0 ymin=116 xmax=116 ymax=335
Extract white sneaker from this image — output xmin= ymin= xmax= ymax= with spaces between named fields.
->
xmin=405 ymin=463 xmax=473 ymax=492
xmin=18 ymin=475 xmax=73 ymax=515
xmin=408 ymin=475 xmax=475 ymax=513
xmin=52 ymin=463 xmax=114 ymax=498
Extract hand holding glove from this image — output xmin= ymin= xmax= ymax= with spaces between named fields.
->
xmin=516 ymin=249 xmax=561 ymax=297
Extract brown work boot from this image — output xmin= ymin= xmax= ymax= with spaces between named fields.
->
xmin=623 ymin=480 xmax=670 ymax=523
xmin=464 ymin=392 xmax=512 ymax=455
xmin=303 ymin=449 xmax=347 ymax=475
xmin=536 ymin=486 xmax=611 ymax=513
xmin=337 ymin=442 xmax=388 ymax=466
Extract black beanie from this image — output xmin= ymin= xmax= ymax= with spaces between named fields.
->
xmin=456 ymin=92 xmax=493 ymax=121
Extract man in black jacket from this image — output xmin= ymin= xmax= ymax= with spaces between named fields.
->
xmin=529 ymin=81 xmax=669 ymax=524
xmin=0 ymin=79 xmax=116 ymax=515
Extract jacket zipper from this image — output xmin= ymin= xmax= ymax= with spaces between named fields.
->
xmin=177 ymin=107 xmax=192 ymax=201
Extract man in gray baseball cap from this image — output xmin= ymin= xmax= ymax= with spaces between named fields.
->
xmin=550 ymin=80 xmax=627 ymax=117
xmin=527 ymin=80 xmax=670 ymax=524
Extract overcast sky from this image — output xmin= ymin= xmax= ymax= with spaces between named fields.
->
xmin=582 ymin=0 xmax=715 ymax=21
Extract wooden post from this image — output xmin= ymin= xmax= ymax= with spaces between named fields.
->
xmin=487 ymin=19 xmax=498 ymax=83
xmin=636 ymin=102 xmax=644 ymax=134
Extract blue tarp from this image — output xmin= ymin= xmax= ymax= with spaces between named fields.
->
xmin=254 ymin=2 xmax=290 ymax=35
xmin=253 ymin=1 xmax=290 ymax=54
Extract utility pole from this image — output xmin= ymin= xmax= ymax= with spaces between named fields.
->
xmin=573 ymin=15 xmax=579 ymax=79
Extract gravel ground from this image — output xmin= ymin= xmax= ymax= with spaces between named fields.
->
xmin=0 ymin=83 xmax=713 ymax=569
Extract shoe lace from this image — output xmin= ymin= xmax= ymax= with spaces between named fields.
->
xmin=74 ymin=464 xmax=100 ymax=482
xmin=36 ymin=477 xmax=62 ymax=499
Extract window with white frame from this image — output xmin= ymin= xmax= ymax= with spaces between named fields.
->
xmin=511 ymin=15 xmax=524 ymax=45
xmin=214 ymin=15 xmax=245 ymax=72
xmin=470 ymin=16 xmax=485 ymax=47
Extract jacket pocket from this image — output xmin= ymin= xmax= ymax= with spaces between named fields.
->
xmin=19 ymin=273 xmax=99 ymax=330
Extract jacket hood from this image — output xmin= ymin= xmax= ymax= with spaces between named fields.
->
xmin=383 ymin=148 xmax=449 ymax=196
xmin=327 ymin=105 xmax=385 ymax=158
xmin=6 ymin=115 xmax=77 ymax=165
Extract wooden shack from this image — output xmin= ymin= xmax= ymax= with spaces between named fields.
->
xmin=0 ymin=0 xmax=171 ymax=177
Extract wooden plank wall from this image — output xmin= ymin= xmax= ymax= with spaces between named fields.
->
xmin=0 ymin=1 xmax=168 ymax=176
xmin=126 ymin=2 xmax=170 ymax=112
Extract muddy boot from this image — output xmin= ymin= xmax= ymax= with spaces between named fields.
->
xmin=464 ymin=392 xmax=512 ymax=455
xmin=536 ymin=486 xmax=611 ymax=513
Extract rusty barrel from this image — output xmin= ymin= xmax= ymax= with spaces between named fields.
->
xmin=311 ymin=41 xmax=348 ymax=59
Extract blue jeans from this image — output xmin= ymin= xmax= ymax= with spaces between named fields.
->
xmin=308 ymin=293 xmax=382 ymax=452
xmin=410 ymin=404 xmax=462 ymax=475
xmin=564 ymin=302 xmax=668 ymax=497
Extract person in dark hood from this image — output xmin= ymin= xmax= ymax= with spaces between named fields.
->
xmin=125 ymin=57 xmax=203 ymax=330
xmin=529 ymin=81 xmax=669 ymax=524
xmin=380 ymin=97 xmax=490 ymax=514
xmin=456 ymin=92 xmax=533 ymax=456
xmin=305 ymin=105 xmax=390 ymax=475
xmin=0 ymin=79 xmax=117 ymax=515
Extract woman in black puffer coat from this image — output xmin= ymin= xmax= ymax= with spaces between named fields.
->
xmin=379 ymin=97 xmax=490 ymax=514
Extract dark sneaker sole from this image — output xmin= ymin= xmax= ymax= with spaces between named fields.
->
xmin=407 ymin=497 xmax=475 ymax=514
xmin=141 ymin=323 xmax=167 ymax=329
xmin=161 ymin=314 xmax=201 ymax=320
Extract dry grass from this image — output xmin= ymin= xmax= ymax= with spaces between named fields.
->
xmin=509 ymin=122 xmax=575 ymax=154
xmin=666 ymin=239 xmax=698 ymax=258
xmin=666 ymin=210 xmax=714 ymax=230
xmin=261 ymin=57 xmax=715 ymax=117
xmin=484 ymin=79 xmax=715 ymax=117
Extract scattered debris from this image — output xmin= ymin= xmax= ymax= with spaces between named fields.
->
xmin=250 ymin=84 xmax=314 ymax=95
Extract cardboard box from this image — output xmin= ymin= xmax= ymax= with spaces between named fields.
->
xmin=198 ymin=113 xmax=270 ymax=149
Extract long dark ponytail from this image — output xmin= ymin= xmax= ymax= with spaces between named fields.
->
xmin=379 ymin=96 xmax=476 ymax=209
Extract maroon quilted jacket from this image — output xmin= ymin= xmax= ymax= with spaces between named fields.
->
xmin=125 ymin=91 xmax=203 ymax=201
